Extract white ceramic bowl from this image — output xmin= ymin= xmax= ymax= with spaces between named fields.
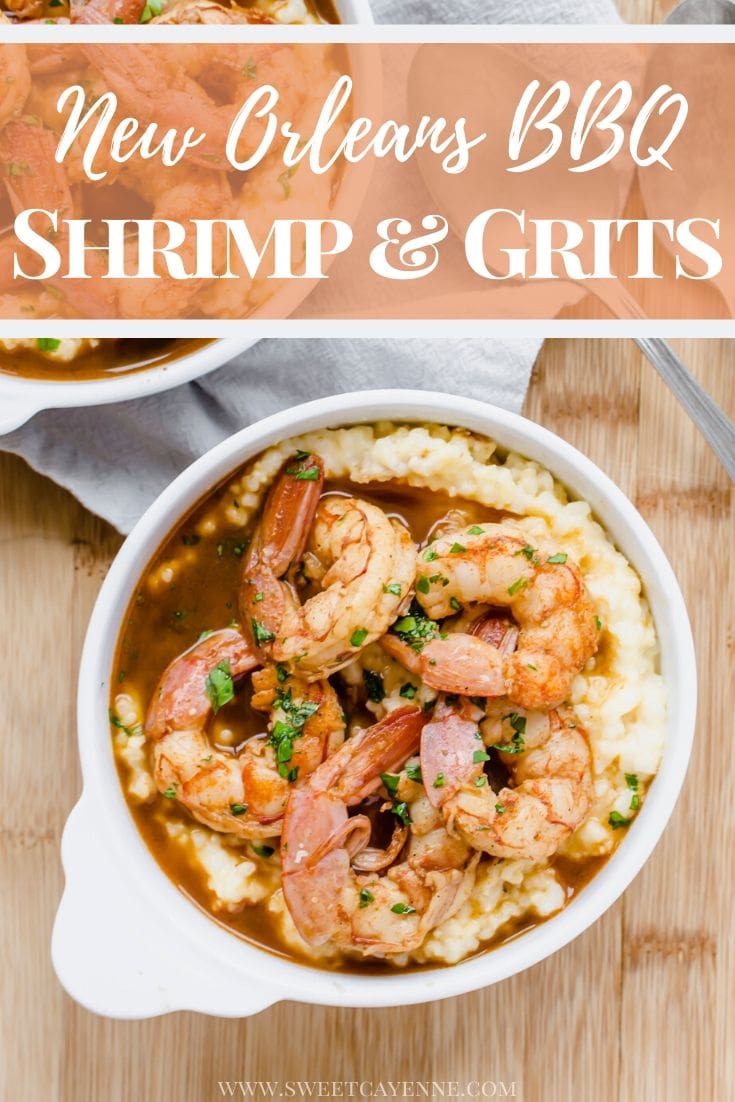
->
xmin=54 ymin=390 xmax=696 ymax=1019
xmin=0 ymin=338 xmax=258 ymax=434
xmin=0 ymin=0 xmax=374 ymax=435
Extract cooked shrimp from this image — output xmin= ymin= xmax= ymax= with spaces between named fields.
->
xmin=71 ymin=0 xmax=144 ymax=22
xmin=81 ymin=42 xmax=298 ymax=172
xmin=407 ymin=522 xmax=600 ymax=710
xmin=145 ymin=627 xmax=345 ymax=840
xmin=420 ymin=704 xmax=593 ymax=861
xmin=242 ymin=453 xmax=416 ymax=681
xmin=0 ymin=36 xmax=31 ymax=130
xmin=1 ymin=1 xmax=44 ymax=18
xmin=116 ymin=170 xmax=234 ymax=319
xmin=281 ymin=708 xmax=476 ymax=957
xmin=153 ymin=0 xmax=275 ymax=22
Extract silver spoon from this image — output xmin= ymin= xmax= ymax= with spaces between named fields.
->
xmin=407 ymin=41 xmax=735 ymax=482
xmin=626 ymin=0 xmax=735 ymax=479
xmin=665 ymin=0 xmax=735 ymax=22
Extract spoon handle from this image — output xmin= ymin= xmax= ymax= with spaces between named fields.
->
xmin=589 ymin=283 xmax=735 ymax=481
xmin=634 ymin=337 xmax=735 ymax=480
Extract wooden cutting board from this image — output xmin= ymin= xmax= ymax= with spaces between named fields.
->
xmin=1 ymin=3 xmax=733 ymax=1096
xmin=1 ymin=334 xmax=732 ymax=1102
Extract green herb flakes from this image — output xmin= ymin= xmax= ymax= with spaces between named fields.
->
xmin=251 ymin=619 xmax=275 ymax=645
xmin=625 ymin=773 xmax=641 ymax=811
xmin=609 ymin=811 xmax=631 ymax=830
xmin=205 ymin=660 xmax=234 ymax=714
xmin=380 ymin=772 xmax=400 ymax=797
xmin=363 ymin=670 xmax=385 ymax=703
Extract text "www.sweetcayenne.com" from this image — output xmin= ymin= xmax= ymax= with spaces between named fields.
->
xmin=216 ymin=1084 xmax=518 ymax=1099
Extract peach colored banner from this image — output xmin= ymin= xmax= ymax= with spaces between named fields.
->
xmin=0 ymin=42 xmax=732 ymax=321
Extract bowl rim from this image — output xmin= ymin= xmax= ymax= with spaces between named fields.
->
xmin=62 ymin=388 xmax=697 ymax=1015
xmin=0 ymin=0 xmax=376 ymax=433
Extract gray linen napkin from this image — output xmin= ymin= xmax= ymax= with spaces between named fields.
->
xmin=0 ymin=0 xmax=620 ymax=535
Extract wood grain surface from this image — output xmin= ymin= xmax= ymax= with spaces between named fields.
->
xmin=2 ymin=3 xmax=734 ymax=1100
xmin=2 ymin=335 xmax=732 ymax=1102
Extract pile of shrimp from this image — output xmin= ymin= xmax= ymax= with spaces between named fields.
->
xmin=139 ymin=448 xmax=604 ymax=961
xmin=0 ymin=11 xmax=338 ymax=324
xmin=1 ymin=0 xmax=284 ymax=26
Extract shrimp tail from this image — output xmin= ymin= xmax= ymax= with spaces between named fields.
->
xmin=241 ymin=452 xmax=324 ymax=659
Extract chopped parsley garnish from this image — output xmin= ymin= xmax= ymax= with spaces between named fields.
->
xmin=380 ymin=772 xmax=400 ymax=797
xmin=450 ymin=543 xmax=466 ymax=555
xmin=508 ymin=577 xmax=529 ymax=596
xmin=391 ymin=801 xmax=410 ymax=826
xmin=391 ymin=600 xmax=441 ymax=654
xmin=609 ymin=811 xmax=632 ymax=830
xmin=495 ymin=803 xmax=506 ymax=814
xmin=252 ymin=844 xmax=274 ymax=858
xmin=253 ymin=592 xmax=264 ymax=604
xmin=547 ymin=552 xmax=568 ymax=565
xmin=268 ymin=689 xmax=320 ymax=777
xmin=108 ymin=711 xmax=141 ymax=738
xmin=278 ymin=166 xmax=297 ymax=199
xmin=251 ymin=618 xmax=275 ymax=645
xmin=625 ymin=773 xmax=641 ymax=811
xmin=516 ymin=545 xmax=537 ymax=561
xmin=474 ymin=776 xmax=488 ymax=787
xmin=205 ymin=660 xmax=234 ymax=714
xmin=36 ymin=337 xmax=61 ymax=352
xmin=242 ymin=56 xmax=258 ymax=80
xmin=139 ymin=0 xmax=163 ymax=21
xmin=364 ymin=670 xmax=385 ymax=703
xmin=472 ymin=750 xmax=490 ymax=764
xmin=163 ymin=786 xmax=177 ymax=799
xmin=449 ymin=596 xmax=462 ymax=612
xmin=495 ymin=713 xmax=526 ymax=754
xmin=416 ymin=574 xmax=430 ymax=595
xmin=467 ymin=525 xmax=484 ymax=536
xmin=399 ymin=683 xmax=417 ymax=700
xmin=286 ymin=464 xmax=320 ymax=481
xmin=275 ymin=663 xmax=289 ymax=683
xmin=422 ymin=547 xmax=439 ymax=562
xmin=432 ymin=773 xmax=446 ymax=788
xmin=391 ymin=902 xmax=416 ymax=915
xmin=405 ymin=762 xmax=423 ymax=784
xmin=384 ymin=583 xmax=402 ymax=596
xmin=359 ymin=889 xmax=375 ymax=909
xmin=230 ymin=803 xmax=248 ymax=817
xmin=595 ymin=616 xmax=603 ymax=631
xmin=350 ymin=627 xmax=368 ymax=648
